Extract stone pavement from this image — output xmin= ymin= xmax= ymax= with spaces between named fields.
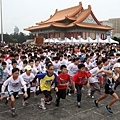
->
xmin=0 ymin=87 xmax=120 ymax=120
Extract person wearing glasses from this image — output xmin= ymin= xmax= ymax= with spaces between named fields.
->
xmin=33 ymin=63 xmax=58 ymax=110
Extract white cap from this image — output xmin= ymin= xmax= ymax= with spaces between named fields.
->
xmin=113 ymin=63 xmax=120 ymax=69
xmin=24 ymin=65 xmax=32 ymax=71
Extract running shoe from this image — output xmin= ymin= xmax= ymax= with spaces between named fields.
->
xmin=105 ymin=105 xmax=113 ymax=113
xmin=93 ymin=100 xmax=99 ymax=108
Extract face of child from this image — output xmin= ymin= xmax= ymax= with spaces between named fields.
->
xmin=13 ymin=71 xmax=19 ymax=79
xmin=35 ymin=61 xmax=39 ymax=66
xmin=86 ymin=58 xmax=90 ymax=63
xmin=29 ymin=62 xmax=34 ymax=67
xmin=2 ymin=65 xmax=6 ymax=69
xmin=98 ymin=63 xmax=103 ymax=69
xmin=13 ymin=63 xmax=17 ymax=68
xmin=79 ymin=67 xmax=85 ymax=72
xmin=75 ymin=60 xmax=80 ymax=65
xmin=115 ymin=67 xmax=120 ymax=73
xmin=61 ymin=68 xmax=67 ymax=74
xmin=47 ymin=66 xmax=54 ymax=75
xmin=26 ymin=70 xmax=31 ymax=75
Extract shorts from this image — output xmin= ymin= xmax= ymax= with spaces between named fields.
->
xmin=56 ymin=89 xmax=66 ymax=99
xmin=105 ymin=85 xmax=114 ymax=95
xmin=8 ymin=91 xmax=19 ymax=98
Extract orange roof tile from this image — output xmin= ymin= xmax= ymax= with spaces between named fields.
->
xmin=24 ymin=23 xmax=51 ymax=31
xmin=75 ymin=5 xmax=91 ymax=24
xmin=25 ymin=2 xmax=112 ymax=31
xmin=36 ymin=2 xmax=82 ymax=25
xmin=76 ymin=23 xmax=112 ymax=30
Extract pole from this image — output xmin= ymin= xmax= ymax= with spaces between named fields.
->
xmin=0 ymin=0 xmax=3 ymax=43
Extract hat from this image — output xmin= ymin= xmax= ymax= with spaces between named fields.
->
xmin=25 ymin=65 xmax=32 ymax=71
xmin=113 ymin=63 xmax=120 ymax=69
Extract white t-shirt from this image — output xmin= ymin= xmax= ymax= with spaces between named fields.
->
xmin=20 ymin=72 xmax=35 ymax=88
xmin=31 ymin=67 xmax=38 ymax=76
xmin=3 ymin=76 xmax=26 ymax=92
xmin=84 ymin=62 xmax=94 ymax=70
xmin=90 ymin=67 xmax=104 ymax=83
xmin=67 ymin=63 xmax=78 ymax=77
xmin=9 ymin=66 xmax=20 ymax=76
xmin=39 ymin=62 xmax=46 ymax=73
xmin=59 ymin=59 xmax=66 ymax=66
xmin=102 ymin=63 xmax=110 ymax=70
xmin=52 ymin=61 xmax=60 ymax=75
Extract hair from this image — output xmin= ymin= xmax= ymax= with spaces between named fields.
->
xmin=35 ymin=59 xmax=39 ymax=63
xmin=12 ymin=59 xmax=17 ymax=65
xmin=117 ymin=59 xmax=120 ymax=62
xmin=47 ymin=63 xmax=54 ymax=69
xmin=12 ymin=68 xmax=19 ymax=74
xmin=60 ymin=65 xmax=67 ymax=70
xmin=29 ymin=59 xmax=34 ymax=63
xmin=23 ymin=60 xmax=28 ymax=65
xmin=14 ymin=54 xmax=19 ymax=57
xmin=102 ymin=58 xmax=108 ymax=63
xmin=78 ymin=64 xmax=85 ymax=69
xmin=96 ymin=60 xmax=103 ymax=65
xmin=2 ymin=62 xmax=6 ymax=66
xmin=73 ymin=57 xmax=80 ymax=62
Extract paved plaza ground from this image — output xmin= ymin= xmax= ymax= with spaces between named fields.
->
xmin=0 ymin=87 xmax=120 ymax=120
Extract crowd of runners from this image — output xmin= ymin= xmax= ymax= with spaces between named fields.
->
xmin=0 ymin=43 xmax=120 ymax=116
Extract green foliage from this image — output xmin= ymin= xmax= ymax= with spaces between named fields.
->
xmin=0 ymin=32 xmax=31 ymax=43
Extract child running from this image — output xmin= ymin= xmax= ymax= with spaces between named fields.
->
xmin=72 ymin=64 xmax=90 ymax=108
xmin=94 ymin=63 xmax=120 ymax=113
xmin=33 ymin=63 xmax=58 ymax=110
xmin=20 ymin=65 xmax=35 ymax=106
xmin=0 ymin=68 xmax=28 ymax=116
xmin=56 ymin=65 xmax=70 ymax=107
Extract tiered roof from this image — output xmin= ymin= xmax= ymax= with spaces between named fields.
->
xmin=25 ymin=2 xmax=112 ymax=31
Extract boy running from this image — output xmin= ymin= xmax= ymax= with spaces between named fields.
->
xmin=20 ymin=65 xmax=35 ymax=106
xmin=33 ymin=63 xmax=58 ymax=110
xmin=0 ymin=68 xmax=28 ymax=116
xmin=72 ymin=64 xmax=90 ymax=108
xmin=56 ymin=65 xmax=70 ymax=107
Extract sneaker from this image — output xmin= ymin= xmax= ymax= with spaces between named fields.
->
xmin=46 ymin=101 xmax=51 ymax=105
xmin=5 ymin=97 xmax=9 ymax=105
xmin=105 ymin=105 xmax=113 ymax=113
xmin=16 ymin=95 xmax=19 ymax=99
xmin=93 ymin=100 xmax=99 ymax=108
xmin=55 ymin=101 xmax=59 ymax=107
xmin=91 ymin=96 xmax=95 ymax=99
xmin=11 ymin=108 xmax=15 ymax=116
xmin=68 ymin=93 xmax=71 ymax=96
xmin=22 ymin=100 xmax=26 ymax=107
xmin=40 ymin=98 xmax=46 ymax=110
xmin=82 ymin=87 xmax=84 ymax=90
xmin=77 ymin=102 xmax=81 ymax=108
xmin=39 ymin=105 xmax=46 ymax=110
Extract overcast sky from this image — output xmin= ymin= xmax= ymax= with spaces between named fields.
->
xmin=1 ymin=0 xmax=120 ymax=34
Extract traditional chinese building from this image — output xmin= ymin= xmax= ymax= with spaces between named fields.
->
xmin=24 ymin=2 xmax=112 ymax=40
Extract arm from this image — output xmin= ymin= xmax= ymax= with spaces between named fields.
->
xmin=20 ymin=77 xmax=28 ymax=98
xmin=1 ymin=78 xmax=10 ymax=100
xmin=54 ymin=73 xmax=58 ymax=92
xmin=32 ymin=73 xmax=46 ymax=83
xmin=101 ymin=70 xmax=112 ymax=76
